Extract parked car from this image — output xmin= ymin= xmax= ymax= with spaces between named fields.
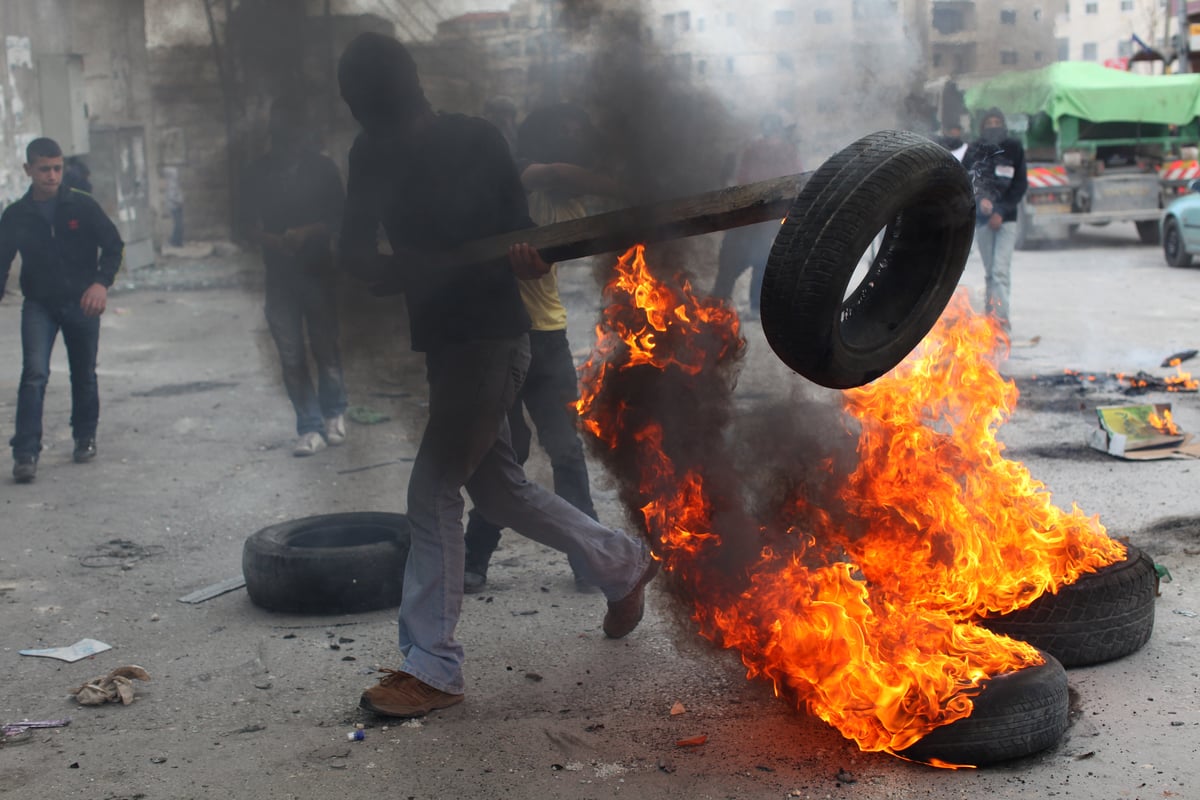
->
xmin=1161 ymin=178 xmax=1200 ymax=267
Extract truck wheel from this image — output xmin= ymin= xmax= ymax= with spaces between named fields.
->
xmin=1163 ymin=217 xmax=1193 ymax=267
xmin=896 ymin=652 xmax=1068 ymax=767
xmin=242 ymin=512 xmax=410 ymax=614
xmin=977 ymin=545 xmax=1157 ymax=668
xmin=1136 ymin=220 xmax=1162 ymax=245
xmin=760 ymin=130 xmax=975 ymax=389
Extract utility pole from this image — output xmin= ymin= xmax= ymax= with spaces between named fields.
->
xmin=1178 ymin=0 xmax=1191 ymax=73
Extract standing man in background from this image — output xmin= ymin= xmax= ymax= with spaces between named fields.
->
xmin=962 ymin=107 xmax=1027 ymax=332
xmin=244 ymin=96 xmax=349 ymax=457
xmin=710 ymin=113 xmax=802 ymax=317
xmin=0 ymin=137 xmax=124 ymax=483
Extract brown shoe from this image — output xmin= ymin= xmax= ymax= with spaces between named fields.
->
xmin=359 ymin=669 xmax=464 ymax=718
xmin=603 ymin=556 xmax=660 ymax=639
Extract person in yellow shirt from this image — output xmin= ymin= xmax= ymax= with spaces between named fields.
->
xmin=463 ymin=103 xmax=621 ymax=592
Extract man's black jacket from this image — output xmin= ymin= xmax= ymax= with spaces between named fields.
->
xmin=0 ymin=185 xmax=124 ymax=303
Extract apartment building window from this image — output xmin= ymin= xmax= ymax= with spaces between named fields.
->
xmin=777 ymin=53 xmax=795 ymax=71
xmin=678 ymin=11 xmax=691 ymax=31
xmin=726 ymin=12 xmax=735 ymax=26
xmin=726 ymin=56 xmax=735 ymax=73
xmin=1001 ymin=9 xmax=1017 ymax=24
xmin=814 ymin=8 xmax=834 ymax=24
xmin=1033 ymin=8 xmax=1042 ymax=20
xmin=933 ymin=7 xmax=965 ymax=34
xmin=1118 ymin=39 xmax=1133 ymax=56
xmin=775 ymin=9 xmax=796 ymax=24
xmin=1085 ymin=2 xmax=1098 ymax=13
xmin=1121 ymin=0 xmax=1134 ymax=9
xmin=697 ymin=16 xmax=705 ymax=32
xmin=853 ymin=0 xmax=899 ymax=19
xmin=1082 ymin=42 xmax=1098 ymax=59
xmin=1000 ymin=50 xmax=1018 ymax=65
xmin=816 ymin=51 xmax=836 ymax=67
xmin=698 ymin=59 xmax=706 ymax=75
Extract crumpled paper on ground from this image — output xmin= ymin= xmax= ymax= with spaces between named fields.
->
xmin=70 ymin=665 xmax=151 ymax=706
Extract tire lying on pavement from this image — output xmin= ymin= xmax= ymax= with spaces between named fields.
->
xmin=242 ymin=512 xmax=410 ymax=614
xmin=760 ymin=130 xmax=976 ymax=390
xmin=897 ymin=651 xmax=1069 ymax=767
xmin=978 ymin=544 xmax=1158 ymax=668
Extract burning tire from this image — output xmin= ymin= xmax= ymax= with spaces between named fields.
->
xmin=978 ymin=545 xmax=1157 ymax=668
xmin=242 ymin=512 xmax=410 ymax=614
xmin=897 ymin=652 xmax=1068 ymax=767
xmin=759 ymin=130 xmax=975 ymax=389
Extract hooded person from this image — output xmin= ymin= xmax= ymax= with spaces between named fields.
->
xmin=335 ymin=32 xmax=658 ymax=720
xmin=962 ymin=107 xmax=1027 ymax=331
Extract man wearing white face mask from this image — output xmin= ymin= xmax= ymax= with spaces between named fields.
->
xmin=962 ymin=107 xmax=1027 ymax=333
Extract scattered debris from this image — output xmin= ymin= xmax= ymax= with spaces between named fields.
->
xmin=1075 ymin=751 xmax=1096 ymax=760
xmin=131 ymin=381 xmax=238 ymax=398
xmin=1161 ymin=350 xmax=1198 ymax=368
xmin=346 ymin=729 xmax=365 ymax=742
xmin=227 ymin=724 xmax=266 ymax=735
xmin=336 ymin=458 xmax=413 ymax=475
xmin=675 ymin=734 xmax=708 ymax=747
xmin=836 ymin=768 xmax=857 ymax=784
xmin=524 ymin=672 xmax=544 ymax=682
xmin=177 ymin=576 xmax=246 ymax=604
xmin=150 ymin=756 xmax=168 ymax=764
xmin=657 ymin=758 xmax=677 ymax=773
xmin=80 ymin=539 xmax=164 ymax=568
xmin=1174 ymin=609 xmax=1198 ymax=618
xmin=70 ymin=665 xmax=151 ymax=706
xmin=1088 ymin=403 xmax=1200 ymax=460
xmin=345 ymin=406 xmax=391 ymax=425
xmin=669 ymin=701 xmax=687 ymax=716
xmin=20 ymin=638 xmax=112 ymax=662
xmin=2 ymin=718 xmax=70 ymax=744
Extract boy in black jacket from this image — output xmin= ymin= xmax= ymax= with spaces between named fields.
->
xmin=0 ymin=137 xmax=124 ymax=482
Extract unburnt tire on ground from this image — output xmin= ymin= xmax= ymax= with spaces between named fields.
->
xmin=978 ymin=544 xmax=1157 ymax=668
xmin=897 ymin=652 xmax=1069 ymax=767
xmin=242 ymin=512 xmax=410 ymax=614
xmin=759 ymin=130 xmax=975 ymax=389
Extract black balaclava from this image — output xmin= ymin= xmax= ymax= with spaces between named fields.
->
xmin=337 ymin=32 xmax=431 ymax=136
xmin=980 ymin=107 xmax=1008 ymax=145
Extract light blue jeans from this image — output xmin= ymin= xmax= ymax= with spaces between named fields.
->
xmin=398 ymin=334 xmax=652 ymax=695
xmin=974 ymin=221 xmax=1018 ymax=327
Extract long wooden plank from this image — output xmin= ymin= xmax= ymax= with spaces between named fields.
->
xmin=372 ymin=171 xmax=812 ymax=294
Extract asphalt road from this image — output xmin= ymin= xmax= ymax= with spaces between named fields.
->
xmin=0 ymin=222 xmax=1197 ymax=799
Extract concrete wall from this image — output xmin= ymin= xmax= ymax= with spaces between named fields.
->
xmin=0 ymin=0 xmax=152 ymax=237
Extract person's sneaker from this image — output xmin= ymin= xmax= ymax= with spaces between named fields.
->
xmin=324 ymin=414 xmax=346 ymax=446
xmin=292 ymin=431 xmax=327 ymax=457
xmin=603 ymin=555 xmax=660 ymax=639
xmin=359 ymin=669 xmax=464 ymax=718
xmin=73 ymin=438 xmax=97 ymax=463
xmin=12 ymin=455 xmax=37 ymax=483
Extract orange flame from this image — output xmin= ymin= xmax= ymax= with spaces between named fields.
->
xmin=1165 ymin=361 xmax=1199 ymax=392
xmin=1149 ymin=408 xmax=1181 ymax=435
xmin=577 ymin=247 xmax=1124 ymax=764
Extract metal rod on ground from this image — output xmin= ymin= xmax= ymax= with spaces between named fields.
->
xmin=370 ymin=171 xmax=813 ymax=295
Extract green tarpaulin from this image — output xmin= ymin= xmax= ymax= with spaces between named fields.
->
xmin=964 ymin=62 xmax=1200 ymax=128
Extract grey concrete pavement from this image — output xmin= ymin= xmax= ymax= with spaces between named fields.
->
xmin=0 ymin=228 xmax=1197 ymax=799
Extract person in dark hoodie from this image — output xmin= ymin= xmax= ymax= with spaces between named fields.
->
xmin=336 ymin=32 xmax=657 ymax=720
xmin=961 ymin=107 xmax=1027 ymax=331
xmin=0 ymin=137 xmax=123 ymax=483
